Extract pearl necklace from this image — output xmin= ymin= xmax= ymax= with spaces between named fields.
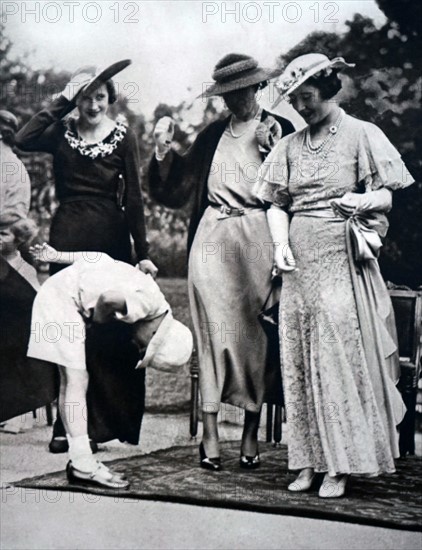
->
xmin=305 ymin=110 xmax=344 ymax=158
xmin=229 ymin=107 xmax=261 ymax=138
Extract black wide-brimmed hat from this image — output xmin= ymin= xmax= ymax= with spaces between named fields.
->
xmin=71 ymin=59 xmax=132 ymax=96
xmin=201 ymin=53 xmax=279 ymax=98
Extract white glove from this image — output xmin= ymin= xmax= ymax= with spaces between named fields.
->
xmin=61 ymin=72 xmax=92 ymax=102
xmin=267 ymin=206 xmax=297 ymax=274
xmin=332 ymin=189 xmax=392 ymax=217
xmin=153 ymin=116 xmax=175 ymax=160
xmin=273 ymin=243 xmax=297 ymax=273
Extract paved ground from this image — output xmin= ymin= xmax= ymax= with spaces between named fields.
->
xmin=1 ymin=411 xmax=421 ymax=550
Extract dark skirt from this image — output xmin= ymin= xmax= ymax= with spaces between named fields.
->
xmin=0 ymin=257 xmax=58 ymax=422
xmin=48 ymin=198 xmax=144 ymax=444
xmin=85 ymin=322 xmax=145 ymax=444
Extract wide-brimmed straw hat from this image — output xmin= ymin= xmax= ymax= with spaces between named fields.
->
xmin=272 ymin=53 xmax=355 ymax=107
xmin=201 ymin=53 xmax=279 ymax=98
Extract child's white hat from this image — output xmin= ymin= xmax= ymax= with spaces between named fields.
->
xmin=136 ymin=312 xmax=193 ymax=372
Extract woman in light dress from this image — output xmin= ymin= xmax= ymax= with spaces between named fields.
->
xmin=256 ymin=53 xmax=414 ymax=497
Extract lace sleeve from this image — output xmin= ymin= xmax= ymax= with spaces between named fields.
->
xmin=357 ymin=122 xmax=414 ymax=192
xmin=255 ymin=136 xmax=292 ymax=208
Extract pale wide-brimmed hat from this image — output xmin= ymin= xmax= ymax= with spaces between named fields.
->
xmin=137 ymin=312 xmax=194 ymax=372
xmin=201 ymin=53 xmax=279 ymax=98
xmin=273 ymin=53 xmax=355 ymax=107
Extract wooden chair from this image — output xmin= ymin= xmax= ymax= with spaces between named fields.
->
xmin=389 ymin=290 xmax=422 ymax=456
xmin=189 ymin=352 xmax=199 ymax=439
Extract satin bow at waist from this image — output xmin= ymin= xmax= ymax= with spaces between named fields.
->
xmin=346 ymin=215 xmax=387 ymax=261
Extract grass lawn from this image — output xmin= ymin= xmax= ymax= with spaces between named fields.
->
xmin=157 ymin=277 xmax=192 ymax=328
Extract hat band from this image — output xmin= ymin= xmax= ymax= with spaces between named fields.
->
xmin=215 ymin=67 xmax=260 ymax=85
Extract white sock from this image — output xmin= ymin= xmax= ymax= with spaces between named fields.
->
xmin=67 ymin=434 xmax=96 ymax=471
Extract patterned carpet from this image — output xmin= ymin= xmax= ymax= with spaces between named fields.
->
xmin=15 ymin=441 xmax=421 ymax=531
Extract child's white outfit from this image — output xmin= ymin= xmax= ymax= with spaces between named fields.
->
xmin=28 ymin=253 xmax=169 ymax=369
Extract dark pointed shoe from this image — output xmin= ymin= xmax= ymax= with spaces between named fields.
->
xmin=199 ymin=442 xmax=222 ymax=471
xmin=66 ymin=461 xmax=130 ymax=490
xmin=239 ymin=452 xmax=261 ymax=470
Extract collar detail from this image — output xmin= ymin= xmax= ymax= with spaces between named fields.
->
xmin=64 ymin=115 xmax=127 ymax=159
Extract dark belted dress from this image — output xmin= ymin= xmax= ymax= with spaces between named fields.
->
xmin=15 ymin=97 xmax=149 ymax=443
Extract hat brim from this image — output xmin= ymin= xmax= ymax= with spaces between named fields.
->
xmin=82 ymin=59 xmax=132 ymax=97
xmin=200 ymin=67 xmax=279 ymax=98
xmin=137 ymin=311 xmax=173 ymax=369
xmin=0 ymin=110 xmax=19 ymax=132
xmin=272 ymin=58 xmax=355 ymax=108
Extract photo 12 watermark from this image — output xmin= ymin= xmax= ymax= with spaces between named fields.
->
xmin=1 ymin=1 xmax=141 ymax=24
xmin=1 ymin=80 xmax=142 ymax=106
xmin=201 ymin=2 xmax=340 ymax=24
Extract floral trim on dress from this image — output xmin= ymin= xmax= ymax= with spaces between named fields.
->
xmin=64 ymin=115 xmax=127 ymax=159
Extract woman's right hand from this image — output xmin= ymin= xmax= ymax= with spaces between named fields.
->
xmin=61 ymin=72 xmax=92 ymax=102
xmin=273 ymin=243 xmax=297 ymax=274
xmin=153 ymin=117 xmax=175 ymax=158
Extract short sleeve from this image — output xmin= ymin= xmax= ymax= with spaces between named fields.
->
xmin=255 ymin=136 xmax=292 ymax=208
xmin=357 ymin=123 xmax=414 ymax=192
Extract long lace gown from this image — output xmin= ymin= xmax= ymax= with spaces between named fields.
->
xmin=257 ymin=111 xmax=414 ymax=475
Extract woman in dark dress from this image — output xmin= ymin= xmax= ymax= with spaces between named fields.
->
xmin=16 ymin=61 xmax=157 ymax=451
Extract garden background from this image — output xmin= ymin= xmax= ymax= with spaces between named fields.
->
xmin=1 ymin=0 xmax=421 ymax=287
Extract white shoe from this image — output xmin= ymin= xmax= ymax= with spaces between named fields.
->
xmin=288 ymin=469 xmax=316 ymax=492
xmin=318 ymin=474 xmax=348 ymax=498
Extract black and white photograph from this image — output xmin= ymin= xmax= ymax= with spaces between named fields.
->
xmin=0 ymin=1 xmax=421 ymax=548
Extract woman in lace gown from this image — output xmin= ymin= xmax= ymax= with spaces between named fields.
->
xmin=256 ymin=54 xmax=414 ymax=497
xmin=16 ymin=63 xmax=157 ymax=451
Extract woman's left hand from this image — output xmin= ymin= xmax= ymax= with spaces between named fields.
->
xmin=137 ymin=259 xmax=158 ymax=279
xmin=334 ymin=192 xmax=361 ymax=216
xmin=334 ymin=189 xmax=392 ymax=216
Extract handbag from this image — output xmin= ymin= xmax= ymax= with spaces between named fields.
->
xmin=258 ymin=278 xmax=281 ymax=342
xmin=258 ymin=277 xmax=283 ymax=405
